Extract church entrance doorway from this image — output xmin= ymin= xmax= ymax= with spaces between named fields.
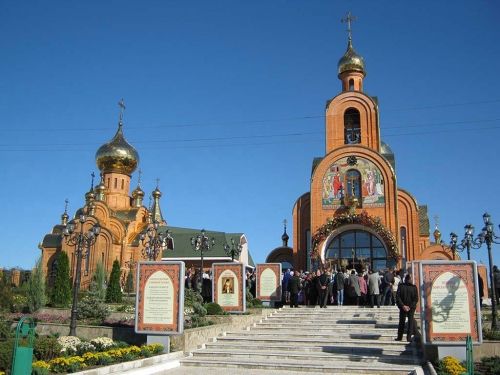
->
xmin=324 ymin=229 xmax=393 ymax=272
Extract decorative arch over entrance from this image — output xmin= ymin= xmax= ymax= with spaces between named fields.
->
xmin=322 ymin=226 xmax=394 ymax=272
xmin=311 ymin=211 xmax=400 ymax=268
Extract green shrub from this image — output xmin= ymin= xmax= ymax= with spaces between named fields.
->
xmin=124 ymin=270 xmax=134 ymax=295
xmin=91 ymin=261 xmax=107 ymax=302
xmin=476 ymin=356 xmax=500 ymax=375
xmin=483 ymin=327 xmax=500 ymax=340
xmin=27 ymin=258 xmax=47 ymax=313
xmin=205 ymin=302 xmax=225 ymax=315
xmin=0 ymin=339 xmax=13 ymax=372
xmin=32 ymin=365 xmax=50 ymax=375
xmin=50 ymin=252 xmax=72 ymax=307
xmin=77 ymin=289 xmax=110 ymax=322
xmin=184 ymin=289 xmax=208 ymax=328
xmin=34 ymin=336 xmax=62 ymax=361
xmin=251 ymin=298 xmax=263 ymax=307
xmin=10 ymin=294 xmax=28 ymax=313
xmin=0 ymin=314 xmax=13 ymax=340
xmin=106 ymin=260 xmax=122 ymax=303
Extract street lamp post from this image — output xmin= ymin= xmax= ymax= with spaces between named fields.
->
xmin=477 ymin=212 xmax=499 ymax=331
xmin=139 ymin=220 xmax=174 ymax=261
xmin=449 ymin=224 xmax=481 ymax=260
xmin=190 ymin=229 xmax=215 ymax=289
xmin=224 ymin=238 xmax=243 ymax=262
xmin=62 ymin=214 xmax=101 ymax=336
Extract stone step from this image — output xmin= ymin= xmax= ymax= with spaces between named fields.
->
xmin=263 ymin=318 xmax=399 ymax=326
xmin=180 ymin=357 xmax=421 ymax=374
xmin=256 ymin=320 xmax=399 ymax=329
xmin=190 ymin=348 xmax=422 ymax=365
xmin=204 ymin=341 xmax=418 ymax=357
xmin=229 ymin=328 xmax=398 ymax=339
xmin=215 ymin=335 xmax=414 ymax=350
xmin=255 ymin=322 xmax=400 ymax=329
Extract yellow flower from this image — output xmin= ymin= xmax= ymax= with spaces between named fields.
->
xmin=32 ymin=360 xmax=50 ymax=370
xmin=442 ymin=356 xmax=466 ymax=375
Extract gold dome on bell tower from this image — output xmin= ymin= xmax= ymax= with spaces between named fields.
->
xmin=338 ymin=38 xmax=366 ymax=77
xmin=95 ymin=99 xmax=139 ymax=176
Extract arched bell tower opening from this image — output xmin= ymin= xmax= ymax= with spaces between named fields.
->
xmin=344 ymin=108 xmax=361 ymax=144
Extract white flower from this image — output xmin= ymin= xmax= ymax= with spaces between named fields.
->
xmin=57 ymin=336 xmax=81 ymax=353
xmin=90 ymin=337 xmax=115 ymax=349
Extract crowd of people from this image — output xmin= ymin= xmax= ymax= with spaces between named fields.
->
xmin=281 ymin=267 xmax=404 ymax=308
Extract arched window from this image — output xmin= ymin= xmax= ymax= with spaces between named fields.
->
xmin=349 ymin=79 xmax=354 ymax=91
xmin=344 ymin=108 xmax=361 ymax=144
xmin=400 ymin=226 xmax=407 ymax=261
xmin=346 ymin=169 xmax=362 ymax=204
xmin=325 ymin=229 xmax=388 ymax=272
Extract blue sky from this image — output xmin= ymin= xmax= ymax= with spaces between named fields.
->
xmin=1 ymin=1 xmax=499 ymax=271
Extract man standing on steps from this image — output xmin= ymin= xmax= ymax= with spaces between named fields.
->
xmin=318 ymin=269 xmax=329 ymax=308
xmin=367 ymin=270 xmax=381 ymax=308
xmin=382 ymin=268 xmax=395 ymax=306
xmin=335 ymin=268 xmax=346 ymax=306
xmin=395 ymin=274 xmax=418 ymax=342
xmin=288 ymin=270 xmax=301 ymax=308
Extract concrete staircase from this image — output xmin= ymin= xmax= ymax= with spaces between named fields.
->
xmin=179 ymin=306 xmax=425 ymax=374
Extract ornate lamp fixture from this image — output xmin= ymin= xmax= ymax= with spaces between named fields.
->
xmin=476 ymin=212 xmax=499 ymax=331
xmin=224 ymin=238 xmax=243 ymax=262
xmin=449 ymin=224 xmax=481 ymax=261
xmin=190 ymin=229 xmax=215 ymax=288
xmin=139 ymin=220 xmax=174 ymax=261
xmin=62 ymin=212 xmax=101 ymax=336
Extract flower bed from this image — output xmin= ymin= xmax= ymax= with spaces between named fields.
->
xmin=32 ymin=343 xmax=163 ymax=374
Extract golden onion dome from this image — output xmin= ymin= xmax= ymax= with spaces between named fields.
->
xmin=85 ymin=189 xmax=95 ymax=202
xmin=132 ymin=185 xmax=145 ymax=198
xmin=338 ymin=39 xmax=366 ymax=77
xmin=152 ymin=187 xmax=162 ymax=198
xmin=95 ymin=123 xmax=139 ymax=176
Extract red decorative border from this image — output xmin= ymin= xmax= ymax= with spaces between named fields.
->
xmin=256 ymin=263 xmax=281 ymax=301
xmin=136 ymin=263 xmax=180 ymax=333
xmin=213 ymin=263 xmax=244 ymax=312
xmin=421 ymin=263 xmax=480 ymax=343
xmin=411 ymin=261 xmax=421 ymax=313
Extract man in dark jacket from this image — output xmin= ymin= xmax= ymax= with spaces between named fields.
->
xmin=317 ymin=270 xmax=329 ymax=308
xmin=288 ymin=271 xmax=301 ymax=308
xmin=335 ymin=269 xmax=346 ymax=306
xmin=395 ymin=274 xmax=419 ymax=342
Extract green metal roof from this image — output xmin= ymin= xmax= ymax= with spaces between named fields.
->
xmin=42 ymin=234 xmax=62 ymax=248
xmin=131 ymin=226 xmax=246 ymax=260
xmin=418 ymin=205 xmax=430 ymax=236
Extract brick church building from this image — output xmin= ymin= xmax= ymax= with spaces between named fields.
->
xmin=39 ymin=106 xmax=253 ymax=290
xmin=268 ymin=24 xmax=451 ymax=272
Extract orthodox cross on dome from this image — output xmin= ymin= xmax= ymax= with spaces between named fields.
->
xmin=137 ymin=168 xmax=142 ymax=186
xmin=64 ymin=198 xmax=69 ymax=214
xmin=434 ymin=214 xmax=440 ymax=230
xmin=283 ymin=219 xmax=287 ymax=230
xmin=90 ymin=172 xmax=95 ymax=190
xmin=155 ymin=178 xmax=160 ymax=189
xmin=341 ymin=11 xmax=357 ymax=41
xmin=118 ymin=98 xmax=126 ymax=123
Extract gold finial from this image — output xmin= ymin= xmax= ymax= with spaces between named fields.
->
xmin=341 ymin=11 xmax=357 ymax=42
xmin=433 ymin=214 xmax=442 ymax=243
xmin=118 ymin=98 xmax=126 ymax=124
